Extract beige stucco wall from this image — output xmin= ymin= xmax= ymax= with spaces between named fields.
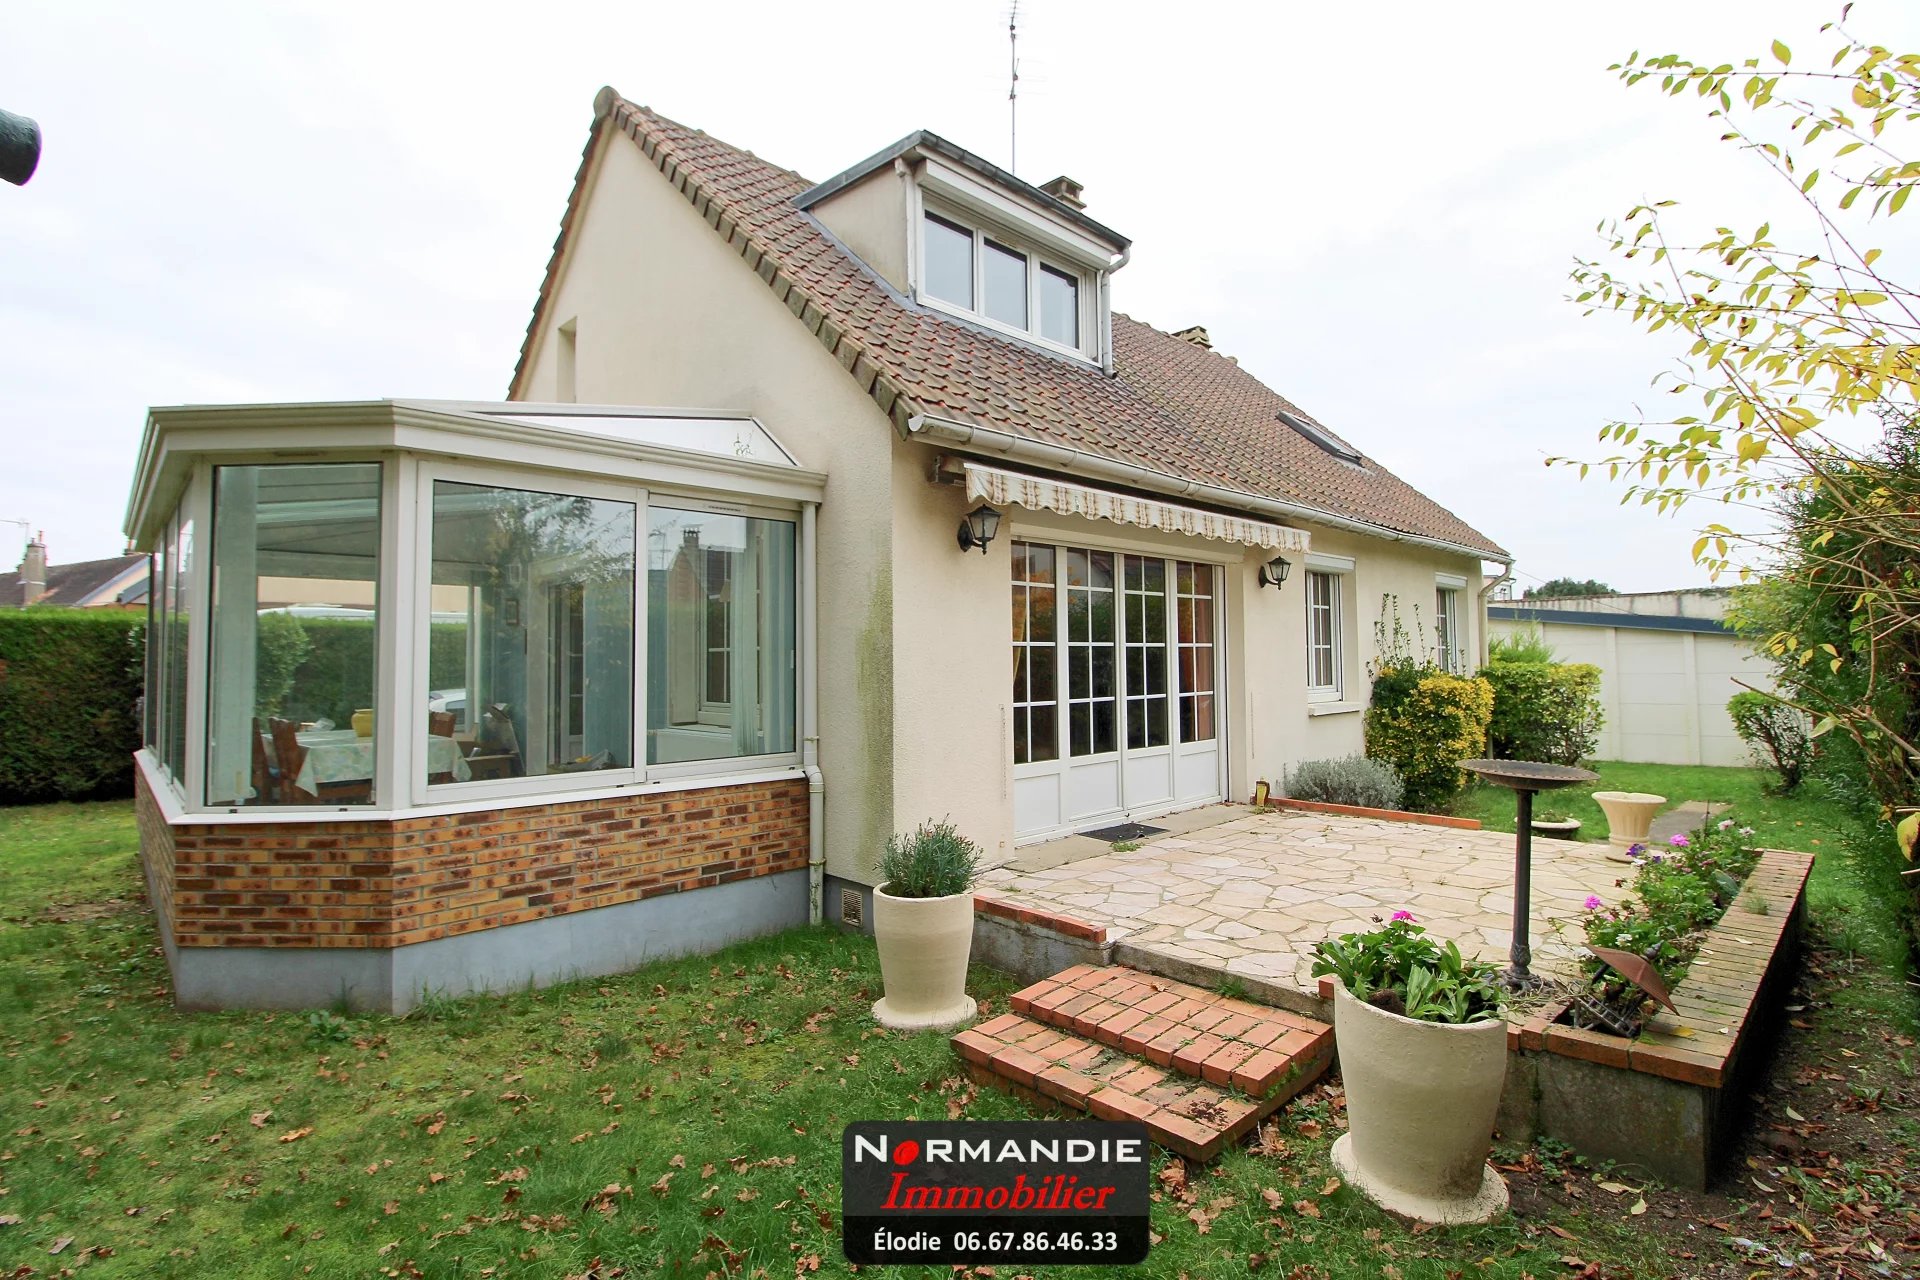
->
xmin=809 ymin=171 xmax=910 ymax=295
xmin=1279 ymin=523 xmax=1485 ymax=793
xmin=516 ymin=121 xmax=901 ymax=882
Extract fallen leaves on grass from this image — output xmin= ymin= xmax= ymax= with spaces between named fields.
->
xmin=278 ymin=1126 xmax=313 ymax=1143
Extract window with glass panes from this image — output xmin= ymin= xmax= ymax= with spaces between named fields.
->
xmin=1175 ymin=562 xmax=1217 ymax=741
xmin=1121 ymin=556 xmax=1169 ymax=749
xmin=1306 ymin=570 xmax=1341 ymax=698
xmin=1010 ymin=543 xmax=1059 ymax=764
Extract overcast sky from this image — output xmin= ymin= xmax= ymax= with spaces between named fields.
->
xmin=5 ymin=1 xmax=1915 ymax=592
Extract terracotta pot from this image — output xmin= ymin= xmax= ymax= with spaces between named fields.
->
xmin=1330 ymin=983 xmax=1508 ymax=1224
xmin=870 ymin=886 xmax=977 ymax=1031
xmin=1592 ymin=791 xmax=1666 ymax=848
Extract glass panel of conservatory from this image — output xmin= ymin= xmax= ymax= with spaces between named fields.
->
xmin=164 ymin=509 xmax=193 ymax=782
xmin=429 ymin=480 xmax=635 ymax=783
xmin=646 ymin=506 xmax=796 ymax=764
xmin=204 ymin=463 xmax=382 ymax=807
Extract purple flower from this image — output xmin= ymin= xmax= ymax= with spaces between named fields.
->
xmin=1627 ymin=842 xmax=1647 ymax=857
xmin=1391 ymin=909 xmax=1415 ymax=922
xmin=1584 ymin=895 xmax=1604 ymax=911
xmin=1668 ymin=834 xmax=1690 ymax=848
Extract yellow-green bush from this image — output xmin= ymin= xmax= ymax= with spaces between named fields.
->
xmin=1364 ymin=668 xmax=1494 ymax=812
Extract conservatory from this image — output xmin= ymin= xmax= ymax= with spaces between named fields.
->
xmin=126 ymin=400 xmax=824 ymax=1012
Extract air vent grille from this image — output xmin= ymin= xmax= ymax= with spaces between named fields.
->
xmin=840 ymin=886 xmax=864 ymax=928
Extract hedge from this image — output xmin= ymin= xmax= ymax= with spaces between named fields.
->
xmin=1364 ymin=667 xmax=1494 ymax=813
xmin=0 ymin=609 xmax=147 ymax=804
xmin=1480 ymin=660 xmax=1604 ymax=766
xmin=273 ymin=618 xmax=467 ymax=726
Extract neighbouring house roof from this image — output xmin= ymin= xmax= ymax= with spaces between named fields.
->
xmin=513 ymin=92 xmax=1509 ymax=561
xmin=0 ymin=553 xmax=146 ymax=609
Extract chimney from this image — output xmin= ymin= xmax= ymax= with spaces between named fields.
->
xmin=1172 ymin=325 xmax=1212 ymax=350
xmin=1039 ymin=175 xmax=1085 ymax=210
xmin=19 ymin=531 xmax=46 ymax=605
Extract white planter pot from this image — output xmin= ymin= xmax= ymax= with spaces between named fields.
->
xmin=1330 ymin=983 xmax=1509 ymax=1224
xmin=870 ymin=886 xmax=978 ymax=1031
xmin=1592 ymin=791 xmax=1667 ymax=849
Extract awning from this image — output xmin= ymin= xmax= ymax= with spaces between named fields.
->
xmin=961 ymin=461 xmax=1310 ymax=552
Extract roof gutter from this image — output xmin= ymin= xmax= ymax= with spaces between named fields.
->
xmin=905 ymin=411 xmax=1511 ymax=566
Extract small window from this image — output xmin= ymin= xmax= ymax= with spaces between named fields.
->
xmin=923 ymin=213 xmax=974 ymax=308
xmin=1279 ymin=407 xmax=1363 ymax=464
xmin=1436 ymin=587 xmax=1463 ymax=673
xmin=1039 ymin=264 xmax=1079 ymax=347
xmin=1306 ymin=570 xmax=1342 ymax=700
xmin=983 ymin=239 xmax=1029 ymax=328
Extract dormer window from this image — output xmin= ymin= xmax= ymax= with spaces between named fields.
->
xmin=919 ymin=206 xmax=1093 ymax=360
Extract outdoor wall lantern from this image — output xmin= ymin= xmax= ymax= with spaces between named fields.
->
xmin=1258 ymin=555 xmax=1292 ymax=589
xmin=957 ymin=503 xmax=1002 ymax=554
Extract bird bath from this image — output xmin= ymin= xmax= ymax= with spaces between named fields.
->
xmin=1460 ymin=759 xmax=1599 ymax=989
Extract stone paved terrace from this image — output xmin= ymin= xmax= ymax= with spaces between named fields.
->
xmin=980 ymin=807 xmax=1631 ymax=1001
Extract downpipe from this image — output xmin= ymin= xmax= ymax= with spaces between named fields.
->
xmin=801 ymin=503 xmax=825 ymax=924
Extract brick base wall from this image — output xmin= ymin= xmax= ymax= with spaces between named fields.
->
xmin=136 ymin=775 xmax=810 ymax=950
xmin=134 ymin=768 xmax=177 ymax=933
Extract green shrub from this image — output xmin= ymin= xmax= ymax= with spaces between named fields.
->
xmin=1488 ymin=623 xmax=1556 ymax=664
xmin=1726 ymin=690 xmax=1814 ymax=793
xmin=1481 ymin=660 xmax=1604 ymax=765
xmin=1311 ymin=917 xmax=1503 ymax=1023
xmin=254 ymin=611 xmax=311 ymax=717
xmin=1286 ymin=754 xmax=1405 ymax=810
xmin=0 ymin=609 xmax=146 ymax=803
xmin=1583 ymin=819 xmax=1763 ymax=986
xmin=878 ymin=818 xmax=982 ymax=899
xmin=1364 ymin=669 xmax=1494 ymax=812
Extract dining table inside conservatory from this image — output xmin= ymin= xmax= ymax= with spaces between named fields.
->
xmin=292 ymin=728 xmax=472 ymax=794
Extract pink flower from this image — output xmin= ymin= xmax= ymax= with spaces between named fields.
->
xmin=1584 ymin=895 xmax=1604 ymax=911
xmin=1391 ymin=910 xmax=1415 ymax=922
xmin=1668 ymin=834 xmax=1690 ymax=848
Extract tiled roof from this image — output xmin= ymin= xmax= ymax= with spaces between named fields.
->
xmin=512 ymin=93 xmax=1507 ymax=559
xmin=0 ymin=554 xmax=146 ymax=609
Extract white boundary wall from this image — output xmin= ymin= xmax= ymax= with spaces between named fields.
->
xmin=1489 ymin=599 xmax=1775 ymax=768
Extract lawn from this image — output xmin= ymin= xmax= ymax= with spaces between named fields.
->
xmin=1 ymin=796 xmax=1912 ymax=1279
xmin=0 ymin=801 xmax=1692 ymax=1280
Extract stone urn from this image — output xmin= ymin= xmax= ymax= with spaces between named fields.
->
xmin=870 ymin=886 xmax=978 ymax=1031
xmin=1329 ymin=983 xmax=1509 ymax=1224
xmin=1592 ymin=791 xmax=1666 ymax=849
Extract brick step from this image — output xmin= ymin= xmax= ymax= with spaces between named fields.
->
xmin=1010 ymin=963 xmax=1331 ymax=1096
xmin=952 ymin=965 xmax=1333 ymax=1163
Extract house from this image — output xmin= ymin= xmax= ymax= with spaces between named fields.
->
xmin=124 ymin=92 xmax=1508 ymax=1011
xmin=0 ymin=533 xmax=146 ymax=608
xmin=1489 ymin=589 xmax=1773 ymax=767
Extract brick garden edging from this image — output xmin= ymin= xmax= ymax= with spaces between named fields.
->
xmin=1267 ymin=797 xmax=1482 ymax=830
xmin=1313 ymin=847 xmax=1814 ymax=1190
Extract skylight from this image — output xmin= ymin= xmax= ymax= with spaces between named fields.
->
xmin=1277 ymin=408 xmax=1363 ymax=464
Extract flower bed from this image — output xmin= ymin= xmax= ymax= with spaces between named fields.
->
xmin=1571 ymin=817 xmax=1765 ymax=1035
xmin=1499 ymin=844 xmax=1815 ymax=1189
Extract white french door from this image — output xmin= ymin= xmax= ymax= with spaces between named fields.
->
xmin=1011 ymin=540 xmax=1223 ymax=840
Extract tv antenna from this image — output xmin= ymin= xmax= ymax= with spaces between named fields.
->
xmin=1008 ymin=2 xmax=1020 ymax=173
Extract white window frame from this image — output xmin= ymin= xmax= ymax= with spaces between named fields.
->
xmin=916 ymin=201 xmax=1097 ymax=362
xmin=1304 ymin=553 xmax=1354 ymax=704
xmin=1435 ymin=573 xmax=1467 ymax=674
xmin=640 ymin=495 xmax=805 ymax=784
xmin=411 ymin=460 xmax=648 ymax=807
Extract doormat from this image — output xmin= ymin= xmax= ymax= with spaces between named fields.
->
xmin=1080 ymin=822 xmax=1168 ymax=843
